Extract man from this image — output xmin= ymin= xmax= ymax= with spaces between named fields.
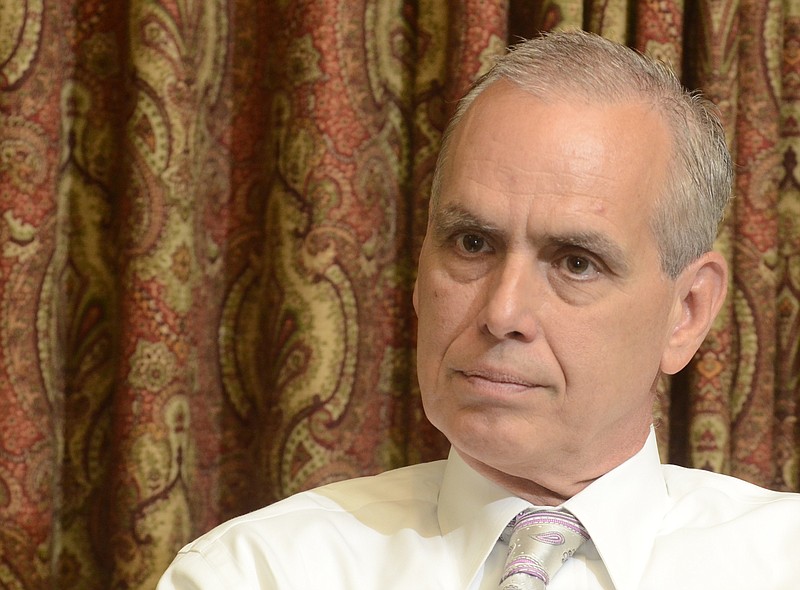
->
xmin=159 ymin=30 xmax=800 ymax=589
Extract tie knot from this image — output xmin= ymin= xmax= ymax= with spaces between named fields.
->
xmin=499 ymin=509 xmax=589 ymax=589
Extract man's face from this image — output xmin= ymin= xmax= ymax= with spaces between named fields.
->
xmin=414 ymin=81 xmax=682 ymax=497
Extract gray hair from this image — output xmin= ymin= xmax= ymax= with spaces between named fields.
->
xmin=431 ymin=30 xmax=733 ymax=279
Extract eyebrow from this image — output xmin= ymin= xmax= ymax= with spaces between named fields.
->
xmin=430 ymin=204 xmax=502 ymax=241
xmin=430 ymin=203 xmax=631 ymax=274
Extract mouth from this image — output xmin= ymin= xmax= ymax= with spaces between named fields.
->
xmin=458 ymin=369 xmax=539 ymax=389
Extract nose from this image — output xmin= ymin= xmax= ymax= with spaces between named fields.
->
xmin=478 ymin=255 xmax=540 ymax=342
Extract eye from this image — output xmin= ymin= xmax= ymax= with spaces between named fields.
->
xmin=457 ymin=233 xmax=488 ymax=254
xmin=558 ymin=254 xmax=600 ymax=279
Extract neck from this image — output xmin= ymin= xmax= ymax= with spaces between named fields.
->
xmin=455 ymin=426 xmax=653 ymax=505
xmin=459 ymin=453 xmax=598 ymax=506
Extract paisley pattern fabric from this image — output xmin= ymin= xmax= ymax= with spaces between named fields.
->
xmin=0 ymin=1 xmax=797 ymax=588
xmin=500 ymin=509 xmax=589 ymax=589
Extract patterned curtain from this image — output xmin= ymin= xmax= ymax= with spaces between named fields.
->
xmin=1 ymin=1 xmax=797 ymax=588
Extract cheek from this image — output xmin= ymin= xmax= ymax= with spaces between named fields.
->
xmin=623 ymin=288 xmax=675 ymax=349
xmin=552 ymin=295 xmax=671 ymax=386
xmin=418 ymin=271 xmax=478 ymax=332
xmin=414 ymin=278 xmax=449 ymax=365
xmin=415 ymin=274 xmax=482 ymax=372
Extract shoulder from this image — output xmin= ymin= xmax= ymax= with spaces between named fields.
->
xmin=649 ymin=464 xmax=800 ymax=585
xmin=201 ymin=458 xmax=447 ymax=542
xmin=661 ymin=463 xmax=800 ymax=527
xmin=160 ymin=459 xmax=448 ymax=588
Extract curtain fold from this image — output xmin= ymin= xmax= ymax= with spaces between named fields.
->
xmin=775 ymin=3 xmax=800 ymax=491
xmin=1 ymin=1 xmax=798 ymax=588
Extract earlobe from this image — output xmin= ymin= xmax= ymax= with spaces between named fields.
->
xmin=660 ymin=251 xmax=728 ymax=375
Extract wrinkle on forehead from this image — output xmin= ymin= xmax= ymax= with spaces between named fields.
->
xmin=436 ymin=86 xmax=668 ymax=223
xmin=451 ymin=81 xmax=667 ymax=178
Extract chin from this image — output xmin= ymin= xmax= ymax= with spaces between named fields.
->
xmin=443 ymin=419 xmax=523 ymax=464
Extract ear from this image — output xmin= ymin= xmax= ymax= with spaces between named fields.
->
xmin=412 ymin=277 xmax=420 ymax=316
xmin=660 ymin=251 xmax=728 ymax=375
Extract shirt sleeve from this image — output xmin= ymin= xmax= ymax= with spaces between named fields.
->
xmin=157 ymin=551 xmax=228 ymax=590
xmin=156 ymin=548 xmax=280 ymax=590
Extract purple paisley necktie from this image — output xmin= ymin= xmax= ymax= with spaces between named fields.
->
xmin=499 ymin=509 xmax=589 ymax=589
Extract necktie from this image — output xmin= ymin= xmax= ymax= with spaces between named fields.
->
xmin=499 ymin=509 xmax=589 ymax=589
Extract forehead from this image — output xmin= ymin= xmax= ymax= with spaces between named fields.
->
xmin=433 ymin=82 xmax=672 ymax=260
xmin=453 ymin=84 xmax=666 ymax=177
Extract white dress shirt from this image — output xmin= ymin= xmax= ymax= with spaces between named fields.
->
xmin=158 ymin=427 xmax=800 ymax=589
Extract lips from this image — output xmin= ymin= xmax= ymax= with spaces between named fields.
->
xmin=458 ymin=368 xmax=538 ymax=389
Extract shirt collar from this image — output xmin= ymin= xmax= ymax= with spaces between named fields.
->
xmin=564 ymin=427 xmax=668 ymax=590
xmin=437 ymin=427 xmax=667 ymax=590
xmin=437 ymin=448 xmax=530 ymax=588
